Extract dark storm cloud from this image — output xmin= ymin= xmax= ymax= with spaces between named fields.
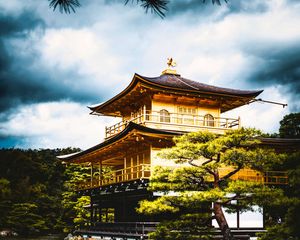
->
xmin=245 ymin=44 xmax=300 ymax=111
xmin=0 ymin=12 xmax=43 ymax=36
xmin=167 ymin=0 xmax=219 ymax=16
xmin=0 ymin=135 xmax=25 ymax=148
xmin=166 ymin=0 xmax=269 ymax=17
xmin=0 ymin=10 xmax=100 ymax=113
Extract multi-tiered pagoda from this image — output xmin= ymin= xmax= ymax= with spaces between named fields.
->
xmin=58 ymin=63 xmax=292 ymax=239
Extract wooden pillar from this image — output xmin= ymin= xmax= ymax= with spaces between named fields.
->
xmin=237 ymin=207 xmax=240 ymax=229
xmin=99 ymin=208 xmax=102 ymax=222
xmin=99 ymin=162 xmax=102 ymax=186
xmin=90 ymin=196 xmax=94 ymax=225
xmin=131 ymin=157 xmax=134 ymax=179
xmin=99 ymin=199 xmax=102 ymax=222
xmin=124 ymin=157 xmax=127 ymax=181
xmin=90 ymin=162 xmax=93 ymax=188
xmin=137 ymin=154 xmax=140 ymax=178
xmin=143 ymin=105 xmax=147 ymax=122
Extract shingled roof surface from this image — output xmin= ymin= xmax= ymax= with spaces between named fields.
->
xmin=138 ymin=73 xmax=263 ymax=97
xmin=89 ymin=73 xmax=263 ymax=114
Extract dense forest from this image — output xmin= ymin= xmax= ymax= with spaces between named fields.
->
xmin=0 ymin=113 xmax=299 ymax=238
xmin=0 ymin=148 xmax=91 ymax=236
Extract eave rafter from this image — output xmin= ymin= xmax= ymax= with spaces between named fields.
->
xmin=94 ymin=84 xmax=151 ymax=117
xmin=63 ymin=127 xmax=176 ymax=166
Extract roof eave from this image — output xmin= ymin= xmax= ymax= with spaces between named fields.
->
xmin=89 ymin=74 xmax=263 ymax=115
xmin=57 ymin=122 xmax=179 ymax=162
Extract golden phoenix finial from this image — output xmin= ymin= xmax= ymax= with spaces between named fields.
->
xmin=167 ymin=58 xmax=177 ymax=68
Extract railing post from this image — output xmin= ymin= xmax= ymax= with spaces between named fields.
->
xmin=143 ymin=105 xmax=146 ymax=122
xmin=238 ymin=116 xmax=241 ymax=128
xmin=142 ymin=165 xmax=145 ymax=178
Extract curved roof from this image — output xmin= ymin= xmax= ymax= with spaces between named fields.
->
xmin=89 ymin=73 xmax=263 ymax=115
xmin=139 ymin=74 xmax=262 ymax=97
xmin=57 ymin=122 xmax=180 ymax=162
xmin=259 ymin=137 xmax=300 ymax=151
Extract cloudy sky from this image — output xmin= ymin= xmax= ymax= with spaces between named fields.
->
xmin=0 ymin=0 xmax=299 ymax=149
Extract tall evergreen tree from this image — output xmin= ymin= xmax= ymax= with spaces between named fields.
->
xmin=279 ymin=112 xmax=300 ymax=138
xmin=137 ymin=128 xmax=287 ymax=240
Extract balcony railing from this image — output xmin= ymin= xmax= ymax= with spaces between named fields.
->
xmin=218 ymin=168 xmax=288 ymax=185
xmin=105 ymin=110 xmax=240 ymax=138
xmin=78 ymin=164 xmax=151 ymax=190
xmin=77 ymin=165 xmax=288 ymax=191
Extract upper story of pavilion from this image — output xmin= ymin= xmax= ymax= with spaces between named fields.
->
xmin=89 ymin=68 xmax=263 ymax=139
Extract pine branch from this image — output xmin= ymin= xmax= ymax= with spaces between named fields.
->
xmin=49 ymin=0 xmax=80 ymax=13
xmin=125 ymin=0 xmax=169 ymax=18
xmin=219 ymin=163 xmax=242 ymax=182
xmin=49 ymin=0 xmax=228 ymax=16
xmin=188 ymin=159 xmax=201 ymax=167
xmin=202 ymin=158 xmax=214 ymax=165
xmin=222 ymin=194 xmax=245 ymax=205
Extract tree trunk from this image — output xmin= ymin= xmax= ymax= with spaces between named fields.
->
xmin=213 ymin=202 xmax=234 ymax=240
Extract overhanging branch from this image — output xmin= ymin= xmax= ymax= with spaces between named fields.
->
xmin=219 ymin=164 xmax=242 ymax=182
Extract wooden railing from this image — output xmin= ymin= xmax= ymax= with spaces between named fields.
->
xmin=77 ymin=165 xmax=287 ymax=191
xmin=105 ymin=110 xmax=240 ymax=138
xmin=218 ymin=168 xmax=288 ymax=185
xmin=78 ymin=164 xmax=151 ymax=190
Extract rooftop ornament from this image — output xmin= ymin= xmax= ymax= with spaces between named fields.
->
xmin=162 ymin=57 xmax=179 ymax=75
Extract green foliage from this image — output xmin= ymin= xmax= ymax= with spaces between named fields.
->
xmin=150 ymin=213 xmax=214 ymax=240
xmin=279 ymin=112 xmax=300 ymax=138
xmin=73 ymin=196 xmax=90 ymax=226
xmin=138 ymin=128 xmax=287 ymax=239
xmin=0 ymin=178 xmax=12 ymax=227
xmin=6 ymin=203 xmax=48 ymax=236
xmin=0 ymin=178 xmax=11 ymax=199
xmin=258 ymin=151 xmax=300 ymax=240
xmin=258 ymin=112 xmax=300 ymax=239
xmin=61 ymin=163 xmax=91 ymax=232
xmin=0 ymin=147 xmax=90 ymax=236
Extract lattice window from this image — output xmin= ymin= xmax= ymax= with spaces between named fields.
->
xmin=178 ymin=106 xmax=197 ymax=115
xmin=204 ymin=114 xmax=215 ymax=127
xmin=159 ymin=109 xmax=170 ymax=123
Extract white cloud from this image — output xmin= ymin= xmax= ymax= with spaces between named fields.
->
xmin=1 ymin=0 xmax=299 ymax=148
xmin=1 ymin=102 xmax=119 ymax=149
xmin=40 ymin=28 xmax=123 ymax=88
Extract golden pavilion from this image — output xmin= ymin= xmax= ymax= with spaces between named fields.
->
xmin=58 ymin=62 xmax=294 ymax=239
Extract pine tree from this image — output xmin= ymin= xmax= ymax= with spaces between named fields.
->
xmin=137 ymin=128 xmax=287 ymax=240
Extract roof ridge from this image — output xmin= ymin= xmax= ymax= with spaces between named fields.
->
xmin=172 ymin=75 xmax=199 ymax=90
